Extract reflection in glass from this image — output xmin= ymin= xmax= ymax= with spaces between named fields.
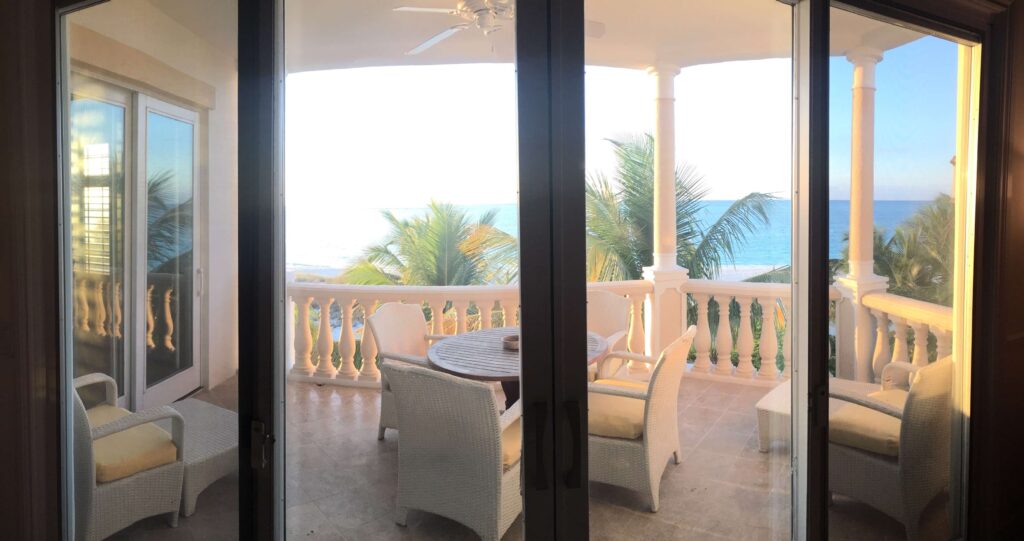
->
xmin=145 ymin=112 xmax=195 ymax=386
xmin=70 ymin=97 xmax=126 ymax=404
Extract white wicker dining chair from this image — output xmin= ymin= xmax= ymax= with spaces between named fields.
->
xmin=381 ymin=360 xmax=522 ymax=541
xmin=366 ymin=302 xmax=447 ymax=440
xmin=828 ymin=356 xmax=953 ymax=541
xmin=73 ymin=373 xmax=185 ymax=540
xmin=587 ymin=326 xmax=697 ymax=512
xmin=586 ymin=290 xmax=632 ymax=380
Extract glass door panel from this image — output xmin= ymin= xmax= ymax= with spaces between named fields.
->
xmin=283 ymin=1 xmax=524 ymax=538
xmin=69 ymin=81 xmax=129 ymax=407
xmin=582 ymin=0 xmax=795 ymax=538
xmin=826 ymin=5 xmax=978 ymax=539
xmin=139 ymin=100 xmax=201 ymax=407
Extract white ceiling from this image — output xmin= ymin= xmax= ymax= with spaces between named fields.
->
xmin=148 ymin=0 xmax=926 ymax=74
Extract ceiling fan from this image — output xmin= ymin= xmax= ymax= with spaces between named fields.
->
xmin=394 ymin=0 xmax=605 ymax=55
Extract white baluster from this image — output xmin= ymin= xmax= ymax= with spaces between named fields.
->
xmin=870 ymin=310 xmax=891 ymax=380
xmin=628 ymin=295 xmax=645 ymax=353
xmin=430 ymin=301 xmax=446 ymax=335
xmin=692 ymin=294 xmax=713 ymax=372
xmin=935 ymin=328 xmax=952 ymax=359
xmin=480 ymin=301 xmax=493 ymax=329
xmin=336 ymin=298 xmax=359 ymax=380
xmin=782 ymin=300 xmax=792 ymax=378
xmin=715 ymin=296 xmax=733 ymax=375
xmin=359 ymin=300 xmax=381 ymax=381
xmin=146 ymin=284 xmax=156 ymax=349
xmin=292 ymin=296 xmax=316 ymax=376
xmin=453 ymin=300 xmax=470 ymax=335
xmin=891 ymin=317 xmax=910 ymax=365
xmin=314 ymin=297 xmax=337 ymax=378
xmin=163 ymin=287 xmax=176 ymax=352
xmin=758 ymin=299 xmax=779 ymax=379
xmin=911 ymin=321 xmax=929 ymax=367
xmin=735 ymin=297 xmax=755 ymax=378
xmin=111 ymin=281 xmax=122 ymax=338
xmin=93 ymin=279 xmax=107 ymax=337
xmin=77 ymin=278 xmax=90 ymax=332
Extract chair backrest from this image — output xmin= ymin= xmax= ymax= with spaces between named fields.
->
xmin=380 ymin=360 xmax=504 ymax=496
xmin=586 ymin=290 xmax=631 ymax=341
xmin=900 ymin=356 xmax=953 ymax=468
xmin=644 ymin=326 xmax=698 ymax=443
xmin=368 ymin=302 xmax=431 ymax=358
xmin=72 ymin=390 xmax=94 ymax=540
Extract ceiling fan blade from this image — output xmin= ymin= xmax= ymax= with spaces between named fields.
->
xmin=394 ymin=7 xmax=456 ymax=14
xmin=585 ymin=19 xmax=606 ymax=39
xmin=406 ymin=24 xmax=468 ymax=55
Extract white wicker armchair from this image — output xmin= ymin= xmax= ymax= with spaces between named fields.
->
xmin=366 ymin=302 xmax=447 ymax=440
xmin=586 ymin=290 xmax=632 ymax=380
xmin=381 ymin=360 xmax=522 ymax=541
xmin=828 ymin=357 xmax=953 ymax=541
xmin=587 ymin=326 xmax=697 ymax=512
xmin=73 ymin=373 xmax=185 ymax=540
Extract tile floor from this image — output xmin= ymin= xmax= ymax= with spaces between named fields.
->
xmin=107 ymin=375 xmax=921 ymax=540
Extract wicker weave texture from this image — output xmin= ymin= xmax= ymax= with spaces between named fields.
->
xmin=382 ymin=361 xmax=522 ymax=541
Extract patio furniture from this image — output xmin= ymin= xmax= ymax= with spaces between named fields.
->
xmin=366 ymin=302 xmax=448 ymax=440
xmin=587 ymin=290 xmax=632 ymax=380
xmin=157 ymin=398 xmax=238 ymax=517
xmin=381 ymin=360 xmax=522 ymax=541
xmin=428 ymin=326 xmax=609 ymax=408
xmin=73 ymin=373 xmax=185 ymax=540
xmin=587 ymin=326 xmax=697 ymax=512
xmin=754 ymin=363 xmax=922 ymax=452
xmin=829 ymin=357 xmax=953 ymax=541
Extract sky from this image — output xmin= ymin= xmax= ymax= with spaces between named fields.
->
xmin=284 ymin=33 xmax=959 ymax=267
xmin=286 ymin=35 xmax=957 ymax=206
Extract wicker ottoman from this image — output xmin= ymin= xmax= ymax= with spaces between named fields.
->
xmin=163 ymin=398 xmax=238 ymax=517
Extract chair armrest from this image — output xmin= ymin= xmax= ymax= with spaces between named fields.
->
xmin=829 ymin=389 xmax=903 ymax=420
xmin=881 ymin=361 xmax=920 ymax=391
xmin=425 ymin=334 xmax=449 ymax=343
xmin=606 ymin=351 xmax=658 ymax=365
xmin=92 ymin=406 xmax=185 ymax=459
xmin=499 ymin=400 xmax=522 ymax=431
xmin=379 ymin=351 xmax=430 ymax=367
xmin=588 ymin=382 xmax=648 ymax=401
xmin=74 ymin=373 xmax=118 ymax=406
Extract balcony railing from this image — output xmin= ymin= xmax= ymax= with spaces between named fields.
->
xmin=284 ymin=279 xmax=848 ymax=388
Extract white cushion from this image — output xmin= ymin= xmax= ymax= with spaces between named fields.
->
xmin=829 ymin=389 xmax=908 ymax=457
xmin=588 ymin=379 xmax=647 ymax=440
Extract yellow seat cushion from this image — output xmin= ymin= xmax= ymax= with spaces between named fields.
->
xmin=588 ymin=379 xmax=647 ymax=440
xmin=501 ymin=419 xmax=522 ymax=469
xmin=829 ymin=389 xmax=908 ymax=457
xmin=86 ymin=405 xmax=178 ymax=483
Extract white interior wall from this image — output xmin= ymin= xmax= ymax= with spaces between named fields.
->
xmin=70 ymin=0 xmax=239 ymax=391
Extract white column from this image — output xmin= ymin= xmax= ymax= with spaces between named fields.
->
xmin=642 ymin=63 xmax=689 ymax=355
xmin=834 ymin=47 xmax=888 ymax=382
xmin=846 ymin=47 xmax=883 ymax=279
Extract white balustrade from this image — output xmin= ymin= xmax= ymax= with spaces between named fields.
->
xmin=862 ymin=292 xmax=953 ymax=378
xmin=358 ymin=300 xmax=381 ymax=381
xmin=758 ymin=298 xmax=779 ymax=379
xmin=735 ymin=297 xmax=756 ymax=378
xmin=691 ymin=293 xmax=713 ymax=373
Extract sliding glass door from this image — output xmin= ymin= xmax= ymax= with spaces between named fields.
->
xmin=137 ymin=97 xmax=201 ymax=408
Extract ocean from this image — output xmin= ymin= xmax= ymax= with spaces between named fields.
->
xmin=287 ymin=200 xmax=928 ymax=280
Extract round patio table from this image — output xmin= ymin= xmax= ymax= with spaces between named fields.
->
xmin=428 ymin=327 xmax=609 ymax=409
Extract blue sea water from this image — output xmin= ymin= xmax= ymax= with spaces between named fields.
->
xmin=288 ymin=200 xmax=928 ymax=273
xmin=451 ymin=200 xmax=928 ymax=266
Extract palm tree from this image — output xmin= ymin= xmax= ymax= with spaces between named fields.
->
xmin=342 ymin=201 xmax=519 ymax=286
xmin=586 ymin=134 xmax=775 ymax=280
xmin=842 ymin=194 xmax=954 ymax=306
xmin=147 ymin=170 xmax=193 ymax=274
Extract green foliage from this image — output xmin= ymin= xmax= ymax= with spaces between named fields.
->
xmin=342 ymin=201 xmax=518 ymax=286
xmin=585 ymin=135 xmax=775 ymax=281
